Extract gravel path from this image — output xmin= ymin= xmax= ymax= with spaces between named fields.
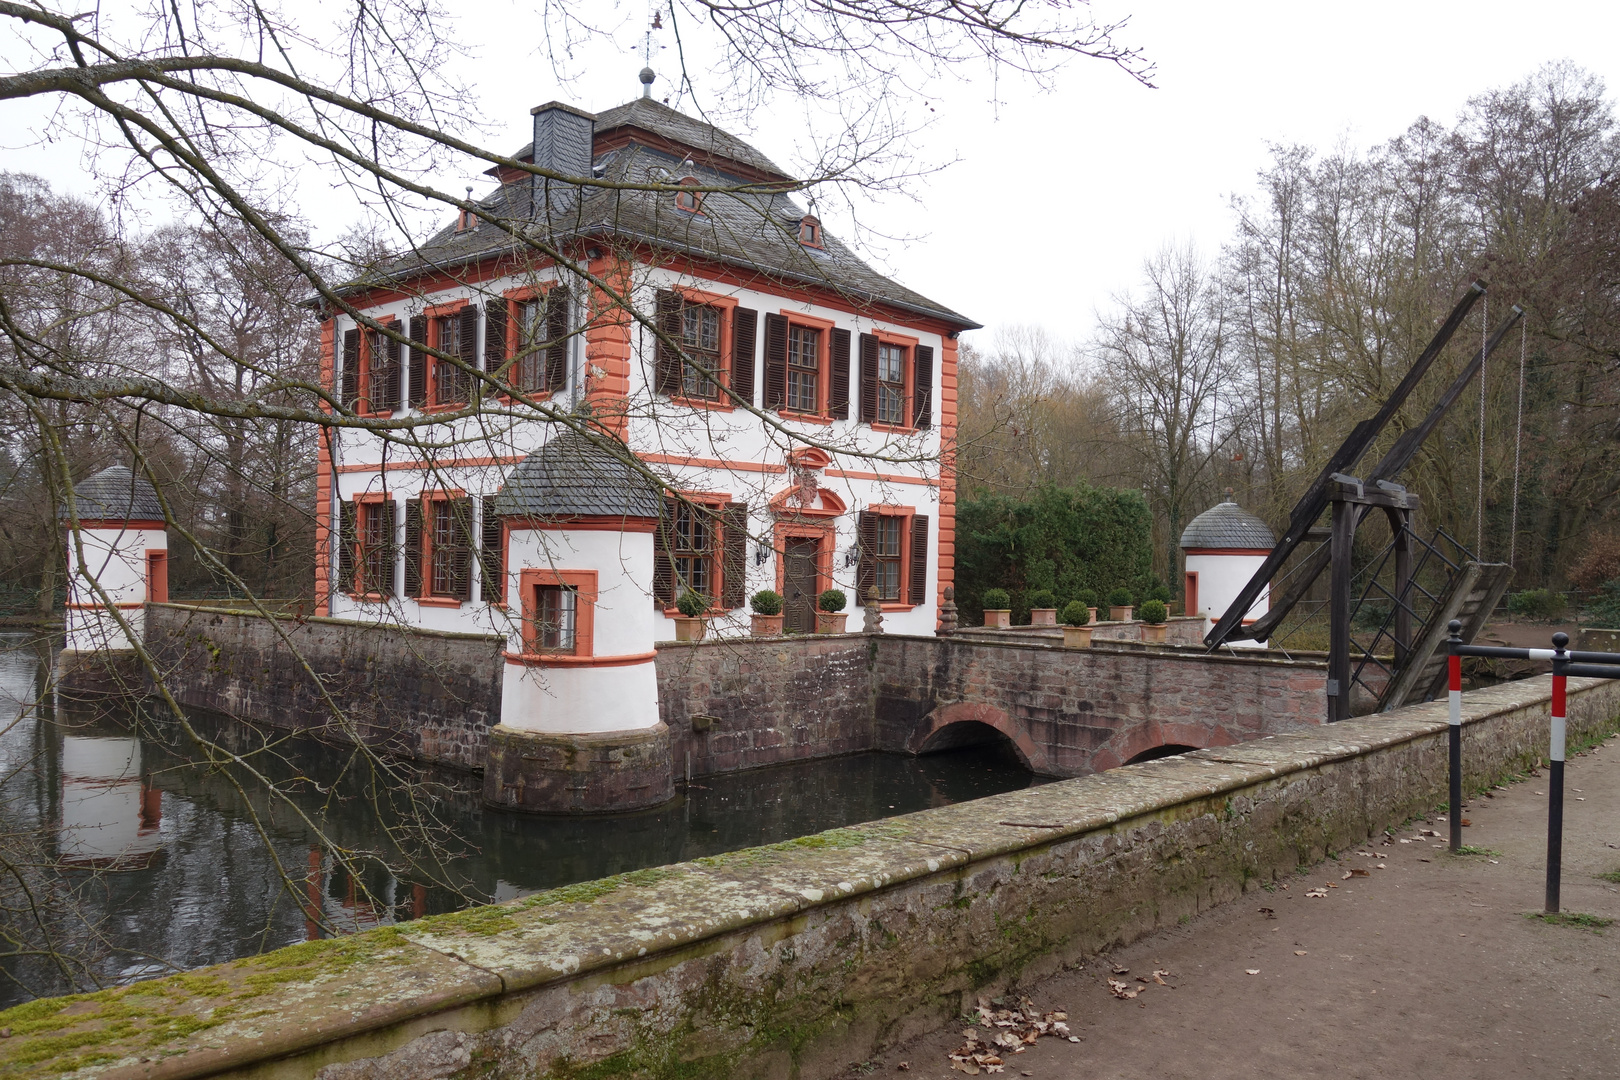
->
xmin=853 ymin=732 xmax=1620 ymax=1080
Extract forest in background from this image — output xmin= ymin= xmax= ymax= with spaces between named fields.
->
xmin=956 ymin=61 xmax=1620 ymax=622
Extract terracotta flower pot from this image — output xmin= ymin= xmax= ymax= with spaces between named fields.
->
xmin=816 ymin=612 xmax=848 ymax=634
xmin=1062 ymin=626 xmax=1093 ymax=648
xmin=1087 ymin=607 xmax=1099 ymax=624
xmin=674 ymin=616 xmax=707 ymax=642
xmin=1109 ymin=605 xmax=1133 ymax=623
xmin=984 ymin=609 xmax=1011 ymax=628
xmin=1030 ymin=608 xmax=1057 ymax=627
xmin=1141 ymin=622 xmax=1168 ymax=643
xmin=750 ymin=613 xmax=784 ymax=636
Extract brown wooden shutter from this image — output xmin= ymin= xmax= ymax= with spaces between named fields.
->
xmin=384 ymin=323 xmax=404 ymax=411
xmin=721 ymin=502 xmax=748 ymax=610
xmin=857 ymin=334 xmax=880 ymax=423
xmin=856 ymin=510 xmax=878 ymax=603
xmin=763 ymin=312 xmax=788 ymax=409
xmin=913 ymin=345 xmax=934 ymax=430
xmin=341 ymin=328 xmax=360 ymax=410
xmin=655 ymin=290 xmax=683 ymax=395
xmin=829 ymin=327 xmax=851 ymax=420
xmin=653 ymin=497 xmax=676 ymax=606
xmin=731 ymin=307 xmax=758 ymax=406
xmin=381 ymin=499 xmax=398 ymax=596
xmin=545 ymin=287 xmax=570 ymax=392
xmin=908 ymin=514 xmax=930 ymax=605
xmin=408 ymin=316 xmax=429 ymax=409
xmin=479 ymin=497 xmax=504 ymax=604
xmin=484 ymin=300 xmax=507 ymax=377
xmin=454 ymin=306 xmax=479 ymax=403
xmin=449 ymin=496 xmax=474 ymax=599
xmin=404 ymin=498 xmax=424 ymax=597
xmin=338 ymin=500 xmax=358 ymax=592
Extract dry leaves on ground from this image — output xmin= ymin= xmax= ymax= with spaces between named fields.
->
xmin=1305 ymin=888 xmax=1329 ymax=899
xmin=948 ymin=997 xmax=1079 ymax=1074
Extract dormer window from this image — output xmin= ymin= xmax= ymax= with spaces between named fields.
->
xmin=675 ymin=176 xmax=703 ymax=213
xmin=798 ymin=216 xmax=822 ymax=247
xmin=456 ymin=207 xmax=475 ymax=232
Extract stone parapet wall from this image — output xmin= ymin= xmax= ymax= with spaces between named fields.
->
xmin=872 ymin=634 xmax=1328 ymax=774
xmin=143 ymin=604 xmax=504 ymax=771
xmin=8 ymin=675 xmax=1615 ymax=1080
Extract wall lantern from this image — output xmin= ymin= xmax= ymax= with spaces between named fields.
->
xmin=755 ymin=542 xmax=771 ymax=566
xmin=844 ymin=544 xmax=860 ymax=568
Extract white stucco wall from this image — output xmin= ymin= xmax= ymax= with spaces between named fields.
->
xmin=64 ymin=525 xmax=165 ymax=652
xmin=1184 ymin=551 xmax=1270 ymax=649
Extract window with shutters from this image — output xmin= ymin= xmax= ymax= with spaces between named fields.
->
xmin=360 ymin=501 xmax=391 ymax=595
xmin=410 ymin=494 xmax=472 ymax=604
xmin=860 ymin=331 xmax=925 ymax=431
xmin=430 ymin=500 xmax=457 ymax=596
xmin=655 ymin=495 xmax=747 ymax=612
xmin=656 ymin=289 xmax=750 ymax=410
xmin=672 ymin=501 xmax=713 ymax=597
xmin=507 ymin=287 xmax=570 ymax=395
xmin=857 ymin=507 xmax=930 ymax=609
xmin=432 ymin=314 xmax=462 ymax=406
xmin=787 ymin=326 xmax=820 ymax=413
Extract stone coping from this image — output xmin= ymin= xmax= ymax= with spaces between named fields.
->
xmin=1 ymin=674 xmax=1600 ymax=1079
xmin=147 ymin=603 xmax=506 ymax=644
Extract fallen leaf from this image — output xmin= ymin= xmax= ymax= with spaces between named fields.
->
xmin=1246 ymin=968 xmax=1261 ymax=975
xmin=1398 ymin=838 xmax=1412 ymax=844
xmin=1460 ymin=818 xmax=1472 ymax=826
xmin=1106 ymin=979 xmax=1139 ymax=999
xmin=1305 ymin=889 xmax=1329 ymax=898
xmin=897 ymin=1063 xmax=910 ymax=1072
xmin=1294 ymin=950 xmax=1308 ymax=955
xmin=1419 ymin=828 xmax=1440 ymax=837
xmin=1067 ymin=1036 xmax=1081 ymax=1043
xmin=1111 ymin=964 xmax=1129 ymax=975
xmin=1259 ymin=907 xmax=1276 ymax=917
xmin=1346 ymin=868 xmax=1370 ymax=877
xmin=1375 ymin=863 xmax=1387 ymax=869
xmin=950 ymin=1061 xmax=979 ymax=1075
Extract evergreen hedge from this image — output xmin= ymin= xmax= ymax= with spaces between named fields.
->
xmin=956 ymin=482 xmax=1156 ymax=626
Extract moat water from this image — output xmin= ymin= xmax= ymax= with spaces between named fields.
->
xmin=0 ymin=632 xmax=1039 ymax=1007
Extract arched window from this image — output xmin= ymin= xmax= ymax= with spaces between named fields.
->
xmin=798 ymin=216 xmax=822 ymax=247
xmin=675 ymin=176 xmax=702 ymax=213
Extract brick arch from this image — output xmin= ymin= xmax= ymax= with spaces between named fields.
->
xmin=908 ymin=702 xmax=1047 ymax=774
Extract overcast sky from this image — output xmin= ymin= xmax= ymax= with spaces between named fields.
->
xmin=6 ymin=0 xmax=1619 ymax=351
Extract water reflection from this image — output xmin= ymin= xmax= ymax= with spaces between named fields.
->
xmin=0 ymin=632 xmax=1038 ymax=1007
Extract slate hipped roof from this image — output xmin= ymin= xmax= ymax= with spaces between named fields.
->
xmin=346 ymin=97 xmax=977 ymax=330
xmin=491 ymin=433 xmax=664 ymax=520
xmin=1179 ymin=501 xmax=1276 ymax=551
xmin=60 ymin=466 xmax=165 ymax=523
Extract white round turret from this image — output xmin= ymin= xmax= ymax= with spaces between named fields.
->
xmin=62 ymin=466 xmax=169 ymax=655
xmin=1179 ymin=500 xmax=1275 ymax=649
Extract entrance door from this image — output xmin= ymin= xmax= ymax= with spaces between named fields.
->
xmin=783 ymin=538 xmax=819 ymax=633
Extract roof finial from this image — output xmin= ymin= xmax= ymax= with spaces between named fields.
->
xmin=639 ymin=67 xmax=655 ymax=99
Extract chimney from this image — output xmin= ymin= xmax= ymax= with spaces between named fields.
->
xmin=529 ymin=101 xmax=595 ymax=226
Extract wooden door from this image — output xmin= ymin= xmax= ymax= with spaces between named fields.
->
xmin=783 ymin=538 xmax=819 ymax=633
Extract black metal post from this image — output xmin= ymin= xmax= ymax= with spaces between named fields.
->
xmin=1393 ymin=510 xmax=1414 ymax=670
xmin=1328 ymin=497 xmax=1354 ymax=722
xmin=1447 ymin=619 xmax=1463 ymax=853
xmin=1546 ymin=632 xmax=1569 ymax=913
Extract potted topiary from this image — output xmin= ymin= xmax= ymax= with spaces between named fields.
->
xmin=1107 ymin=587 xmax=1134 ymax=623
xmin=1027 ymin=589 xmax=1058 ymax=627
xmin=982 ymin=588 xmax=1012 ymax=628
xmin=750 ymin=589 xmax=784 ymax=635
xmin=816 ymin=588 xmax=848 ymax=634
xmin=1148 ymin=583 xmax=1171 ymax=605
xmin=1139 ymin=598 xmax=1169 ymax=643
xmin=674 ymin=589 xmax=709 ymax=641
xmin=1078 ymin=589 xmax=1100 ymax=625
xmin=1061 ymin=600 xmax=1092 ymax=648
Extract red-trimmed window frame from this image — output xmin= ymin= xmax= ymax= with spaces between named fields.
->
xmin=519 ymin=567 xmax=597 ymax=659
xmin=663 ymin=491 xmax=731 ymax=616
xmin=349 ymin=491 xmax=394 ymax=602
xmin=145 ymin=551 xmax=169 ymax=604
xmin=771 ymin=520 xmax=835 ymax=602
xmin=417 ymin=488 xmax=467 ymax=607
xmin=798 ymin=216 xmax=823 ymax=248
xmin=779 ymin=309 xmax=836 ymax=423
xmin=670 ymin=287 xmax=739 ymax=411
xmin=867 ymin=503 xmax=918 ymax=611
xmin=423 ymin=299 xmax=470 ymax=412
xmin=357 ymin=319 xmax=402 ymax=417
xmin=502 ymin=283 xmax=565 ymax=401
xmin=675 ymin=176 xmax=704 ymax=214
xmin=870 ymin=329 xmax=919 ymax=433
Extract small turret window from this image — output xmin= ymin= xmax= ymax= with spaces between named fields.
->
xmin=675 ymin=176 xmax=703 ymax=212
xmin=799 ymin=216 xmax=822 ymax=247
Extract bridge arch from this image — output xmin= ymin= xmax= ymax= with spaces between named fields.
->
xmin=907 ymin=702 xmax=1046 ymax=774
xmin=1123 ymin=743 xmax=1200 ymax=765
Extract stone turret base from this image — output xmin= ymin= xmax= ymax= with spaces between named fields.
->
xmin=482 ymin=722 xmax=674 ymax=814
xmin=54 ymin=648 xmax=147 ymax=705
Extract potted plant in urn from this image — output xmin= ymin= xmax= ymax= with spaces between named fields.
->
xmin=674 ymin=589 xmax=709 ymax=641
xmin=1079 ymin=589 xmax=1100 ymax=625
xmin=816 ymin=588 xmax=849 ymax=634
xmin=1061 ymin=601 xmax=1092 ymax=648
xmin=1106 ymin=587 xmax=1134 ymax=623
xmin=1139 ymin=598 xmax=1169 ymax=643
xmin=1027 ymin=589 xmax=1058 ymax=627
xmin=981 ymin=588 xmax=1012 ymax=628
xmin=750 ymin=590 xmax=784 ymax=636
